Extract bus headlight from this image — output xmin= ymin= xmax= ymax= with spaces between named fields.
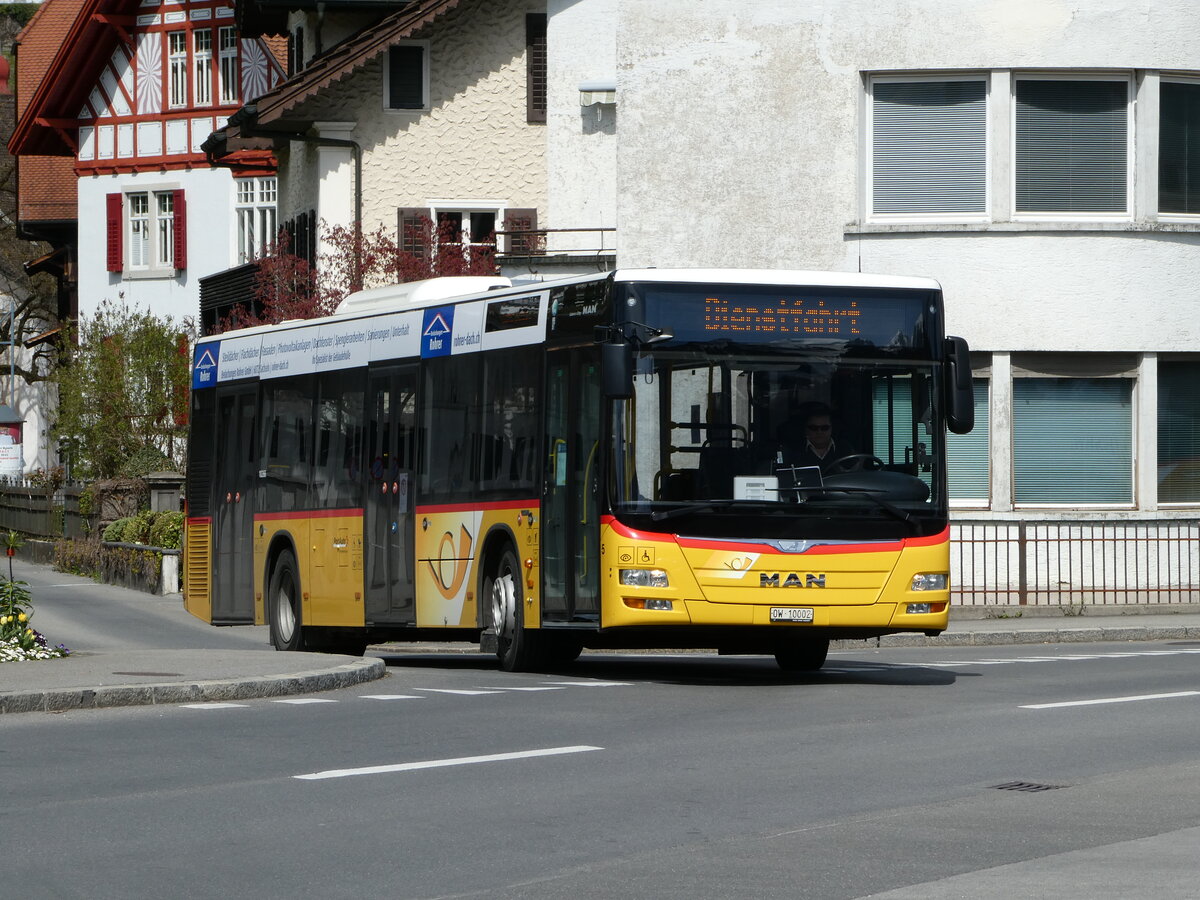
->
xmin=911 ymin=573 xmax=948 ymax=592
xmin=620 ymin=568 xmax=670 ymax=588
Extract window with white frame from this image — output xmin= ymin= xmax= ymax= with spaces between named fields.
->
xmin=1159 ymin=80 xmax=1200 ymax=215
xmin=386 ymin=43 xmax=427 ymax=110
xmin=194 ymin=29 xmax=213 ymax=107
xmin=1158 ymin=360 xmax=1200 ymax=503
xmin=236 ymin=177 xmax=278 ymax=263
xmin=168 ymin=32 xmax=188 ymax=108
xmin=219 ymin=27 xmax=239 ymax=104
xmin=870 ymin=78 xmax=987 ymax=218
xmin=1013 ymin=376 xmax=1133 ymax=504
xmin=1014 ymin=77 xmax=1130 ymax=215
xmin=436 ymin=208 xmax=497 ymax=247
xmin=125 ymin=190 xmax=178 ymax=271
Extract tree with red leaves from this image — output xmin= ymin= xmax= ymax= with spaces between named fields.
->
xmin=216 ymin=215 xmax=499 ymax=333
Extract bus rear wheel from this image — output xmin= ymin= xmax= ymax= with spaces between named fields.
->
xmin=269 ymin=550 xmax=304 ymax=652
xmin=489 ymin=548 xmax=533 ymax=672
xmin=774 ymin=637 xmax=829 ymax=672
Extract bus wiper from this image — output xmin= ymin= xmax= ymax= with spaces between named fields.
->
xmin=649 ymin=499 xmax=783 ymax=522
xmin=799 ymin=487 xmax=914 ymax=527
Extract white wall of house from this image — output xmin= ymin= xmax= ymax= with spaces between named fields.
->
xmin=78 ymin=167 xmax=243 ymax=326
xmin=547 ymin=0 xmax=617 ymax=253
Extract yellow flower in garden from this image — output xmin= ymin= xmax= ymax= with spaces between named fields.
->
xmin=0 ymin=615 xmax=7 ymax=624
xmin=18 ymin=613 xmax=26 ymax=622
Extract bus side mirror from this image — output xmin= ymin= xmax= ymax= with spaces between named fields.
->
xmin=945 ymin=336 xmax=974 ymax=435
xmin=602 ymin=341 xmax=633 ymax=399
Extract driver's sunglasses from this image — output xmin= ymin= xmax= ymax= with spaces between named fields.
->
xmin=807 ymin=424 xmax=831 ymax=432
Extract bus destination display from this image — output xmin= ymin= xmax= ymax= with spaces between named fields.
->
xmin=700 ymin=293 xmax=919 ymax=346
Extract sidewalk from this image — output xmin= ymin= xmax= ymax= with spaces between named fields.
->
xmin=4 ymin=606 xmax=1200 ymax=714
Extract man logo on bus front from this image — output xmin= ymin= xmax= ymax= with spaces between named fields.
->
xmin=760 ymin=573 xmax=827 ymax=588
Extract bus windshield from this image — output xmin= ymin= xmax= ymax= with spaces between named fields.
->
xmin=609 ymin=282 xmax=948 ymax=541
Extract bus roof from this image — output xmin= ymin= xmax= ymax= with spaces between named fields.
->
xmin=197 ymin=268 xmax=942 ymax=345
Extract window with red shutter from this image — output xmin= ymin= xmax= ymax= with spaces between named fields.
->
xmin=106 ymin=193 xmax=123 ymax=272
xmin=173 ymin=189 xmax=187 ymax=270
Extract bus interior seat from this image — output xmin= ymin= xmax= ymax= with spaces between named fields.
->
xmin=656 ymin=468 xmax=698 ymax=501
xmin=698 ymin=446 xmax=754 ymax=499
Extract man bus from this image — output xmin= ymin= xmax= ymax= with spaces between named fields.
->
xmin=184 ymin=269 xmax=973 ymax=671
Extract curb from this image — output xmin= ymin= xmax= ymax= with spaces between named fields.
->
xmin=836 ymin=624 xmax=1200 ymax=651
xmin=0 ymin=657 xmax=387 ymax=714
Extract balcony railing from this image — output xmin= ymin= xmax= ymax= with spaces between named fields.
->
xmin=495 ymin=227 xmax=616 ymax=264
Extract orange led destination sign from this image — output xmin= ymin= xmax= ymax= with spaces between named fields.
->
xmin=703 ymin=296 xmax=863 ymax=337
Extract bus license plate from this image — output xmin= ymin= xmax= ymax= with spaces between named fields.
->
xmin=770 ymin=607 xmax=814 ymax=623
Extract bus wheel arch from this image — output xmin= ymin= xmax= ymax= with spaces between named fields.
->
xmin=267 ymin=538 xmax=304 ymax=652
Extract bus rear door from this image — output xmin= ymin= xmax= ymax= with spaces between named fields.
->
xmin=212 ymin=384 xmax=257 ymax=623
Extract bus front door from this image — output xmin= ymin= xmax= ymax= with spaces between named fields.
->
xmin=365 ymin=365 xmax=417 ymax=624
xmin=542 ymin=350 xmax=601 ymax=624
xmin=212 ymin=385 xmax=256 ymax=623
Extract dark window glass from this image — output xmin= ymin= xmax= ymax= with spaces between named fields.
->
xmin=478 ymin=348 xmax=541 ymax=498
xmin=312 ymin=370 xmax=365 ymax=508
xmin=486 ymin=295 xmax=540 ymax=332
xmin=260 ymin=375 xmax=313 ymax=511
xmin=1160 ymin=82 xmax=1200 ymax=214
xmin=388 ymin=45 xmax=424 ymax=110
xmin=1159 ymin=361 xmax=1200 ymax=503
xmin=420 ymin=355 xmax=482 ymax=502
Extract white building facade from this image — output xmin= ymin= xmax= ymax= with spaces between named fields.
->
xmin=545 ymin=0 xmax=1200 ymax=603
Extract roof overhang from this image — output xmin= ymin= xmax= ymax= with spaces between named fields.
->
xmin=8 ymin=0 xmax=142 ymax=157
xmin=220 ymin=0 xmax=461 ymax=144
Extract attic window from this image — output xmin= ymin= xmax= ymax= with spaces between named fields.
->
xmin=387 ymin=43 xmax=428 ymax=111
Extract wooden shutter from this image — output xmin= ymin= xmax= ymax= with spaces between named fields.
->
xmin=173 ymin=189 xmax=187 ymax=270
xmin=526 ymin=14 xmax=547 ymax=123
xmin=503 ymin=208 xmax=538 ymax=254
xmin=398 ymin=207 xmax=431 ymax=259
xmin=106 ymin=193 xmax=123 ymax=272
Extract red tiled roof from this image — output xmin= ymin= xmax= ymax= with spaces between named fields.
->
xmin=13 ymin=0 xmax=84 ymax=120
xmin=17 ymin=156 xmax=76 ymax=223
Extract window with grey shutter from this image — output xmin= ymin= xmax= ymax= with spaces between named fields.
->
xmin=1014 ymin=79 xmax=1128 ymax=214
xmin=871 ymin=80 xmax=987 ymax=216
xmin=1159 ymin=82 xmax=1200 ymax=215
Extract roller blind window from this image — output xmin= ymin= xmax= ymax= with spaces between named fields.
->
xmin=1013 ymin=377 xmax=1132 ymax=504
xmin=1158 ymin=362 xmax=1200 ymax=503
xmin=1159 ymin=82 xmax=1200 ymax=215
xmin=948 ymin=379 xmax=990 ymax=501
xmin=872 ymin=80 xmax=987 ymax=216
xmin=1015 ymin=79 xmax=1129 ymax=214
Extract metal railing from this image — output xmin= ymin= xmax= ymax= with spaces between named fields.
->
xmin=495 ymin=227 xmax=616 ymax=261
xmin=952 ymin=519 xmax=1200 ymax=606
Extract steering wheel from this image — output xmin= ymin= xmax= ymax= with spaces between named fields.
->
xmin=827 ymin=453 xmax=885 ymax=473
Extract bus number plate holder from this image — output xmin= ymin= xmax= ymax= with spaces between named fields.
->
xmin=770 ymin=607 xmax=814 ymax=623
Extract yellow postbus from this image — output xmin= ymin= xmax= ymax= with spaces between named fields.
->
xmin=184 ymin=269 xmax=973 ymax=671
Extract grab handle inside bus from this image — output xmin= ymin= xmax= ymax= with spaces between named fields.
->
xmin=944 ymin=336 xmax=974 ymax=435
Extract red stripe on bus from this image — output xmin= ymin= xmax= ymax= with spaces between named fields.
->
xmin=603 ymin=516 xmax=949 ymax=555
xmin=255 ymin=508 xmax=363 ymax=522
xmin=186 ymin=517 xmax=212 ymax=526
xmin=416 ymin=500 xmax=540 ymax=514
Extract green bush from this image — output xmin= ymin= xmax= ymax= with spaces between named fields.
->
xmin=78 ymin=486 xmax=96 ymax=516
xmin=149 ymin=511 xmax=184 ymax=550
xmin=120 ymin=447 xmax=175 ymax=478
xmin=126 ymin=510 xmax=155 ymax=545
xmin=103 ymin=517 xmax=133 ymax=542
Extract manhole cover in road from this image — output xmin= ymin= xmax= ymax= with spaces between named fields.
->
xmin=990 ymin=781 xmax=1067 ymax=793
xmin=111 ymin=671 xmax=184 ymax=677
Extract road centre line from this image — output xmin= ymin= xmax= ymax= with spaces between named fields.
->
xmin=1021 ymin=690 xmax=1200 ymax=710
xmin=294 ymin=745 xmax=603 ymax=780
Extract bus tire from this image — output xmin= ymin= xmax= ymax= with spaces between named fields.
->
xmin=774 ymin=637 xmax=829 ymax=672
xmin=268 ymin=550 xmax=305 ymax=652
xmin=489 ymin=547 xmax=533 ymax=672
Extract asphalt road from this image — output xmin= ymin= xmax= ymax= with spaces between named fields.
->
xmin=7 ymin=638 xmax=1200 ymax=899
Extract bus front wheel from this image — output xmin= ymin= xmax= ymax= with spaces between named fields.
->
xmin=268 ymin=550 xmax=304 ymax=652
xmin=489 ymin=548 xmax=533 ymax=672
xmin=774 ymin=637 xmax=829 ymax=672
